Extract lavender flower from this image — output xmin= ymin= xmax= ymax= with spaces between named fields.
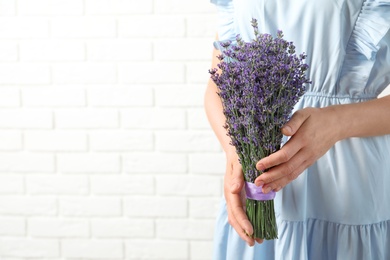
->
xmin=209 ymin=19 xmax=310 ymax=239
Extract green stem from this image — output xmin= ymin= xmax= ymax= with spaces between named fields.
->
xmin=246 ymin=199 xmax=278 ymax=240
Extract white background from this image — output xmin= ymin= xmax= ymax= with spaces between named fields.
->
xmin=0 ymin=1 xmax=224 ymax=259
xmin=0 ymin=1 xmax=389 ymax=259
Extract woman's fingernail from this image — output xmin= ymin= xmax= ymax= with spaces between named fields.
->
xmin=283 ymin=125 xmax=292 ymax=134
xmin=275 ymin=186 xmax=282 ymax=192
xmin=256 ymin=163 xmax=265 ymax=171
xmin=255 ymin=181 xmax=264 ymax=187
xmin=255 ymin=238 xmax=263 ymax=244
xmin=263 ymin=186 xmax=272 ymax=194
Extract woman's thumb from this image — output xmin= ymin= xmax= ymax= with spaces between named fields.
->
xmin=282 ymin=109 xmax=310 ymax=136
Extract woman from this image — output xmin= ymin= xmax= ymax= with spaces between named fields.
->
xmin=204 ymin=0 xmax=390 ymax=259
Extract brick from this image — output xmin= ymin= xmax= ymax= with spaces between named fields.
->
xmin=22 ymin=87 xmax=85 ymax=107
xmin=155 ymin=85 xmax=205 ymax=107
xmin=91 ymin=219 xmax=154 ymax=238
xmin=0 ymin=217 xmax=25 ymax=236
xmin=0 ymin=153 xmax=55 ymax=173
xmin=156 ymin=131 xmax=220 ymax=152
xmin=55 ymin=109 xmax=118 ymax=129
xmin=87 ymin=40 xmax=152 ymax=61
xmin=25 ymin=131 xmax=86 ymax=152
xmin=155 ymin=0 xmax=215 ymax=13
xmin=0 ymin=18 xmax=49 ymax=38
xmin=0 ymin=175 xmax=24 ymax=194
xmin=0 ymin=196 xmax=56 ymax=215
xmin=26 ymin=175 xmax=88 ymax=195
xmin=0 ymin=0 xmax=16 ymax=15
xmin=28 ymin=218 xmax=89 ymax=237
xmin=189 ymin=198 xmax=221 ymax=218
xmin=62 ymin=239 xmax=123 ymax=259
xmin=0 ymin=64 xmax=50 ymax=84
xmin=90 ymin=130 xmax=153 ymax=151
xmin=60 ymin=197 xmax=121 ymax=217
xmin=188 ymin=153 xmax=225 ymax=174
xmin=91 ymin=175 xmax=154 ymax=195
xmin=126 ymin=240 xmax=188 ymax=260
xmin=0 ymin=42 xmax=18 ymax=61
xmin=156 ymin=219 xmax=214 ymax=239
xmin=121 ymin=108 xmax=185 ymax=129
xmin=18 ymin=0 xmax=83 ymax=15
xmin=20 ymin=40 xmax=85 ymax=61
xmin=187 ymin=61 xmax=212 ymax=84
xmin=86 ymin=0 xmax=152 ymax=14
xmin=0 ymin=238 xmax=59 ymax=258
xmin=51 ymin=17 xmax=116 ymax=38
xmin=124 ymin=197 xmax=187 ymax=217
xmin=187 ymin=15 xmax=217 ymax=37
xmin=156 ymin=175 xmax=221 ymax=196
xmin=0 ymin=88 xmax=19 ymax=107
xmin=119 ymin=16 xmax=185 ymax=38
xmin=58 ymin=154 xmax=120 ymax=173
xmin=123 ymin=153 xmax=187 ymax=174
xmin=187 ymin=108 xmax=212 ymax=129
xmin=52 ymin=63 xmax=116 ymax=84
xmin=88 ymin=87 xmax=153 ymax=107
xmin=154 ymin=39 xmax=212 ymax=61
xmin=0 ymin=109 xmax=52 ymax=129
xmin=190 ymin=241 xmax=214 ymax=260
xmin=119 ymin=62 xmax=185 ymax=84
xmin=0 ymin=131 xmax=22 ymax=150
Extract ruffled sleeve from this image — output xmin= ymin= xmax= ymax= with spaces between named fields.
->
xmin=348 ymin=0 xmax=390 ymax=60
xmin=210 ymin=0 xmax=236 ymax=50
xmin=338 ymin=0 xmax=390 ymax=96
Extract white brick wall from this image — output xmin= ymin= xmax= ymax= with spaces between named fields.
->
xmin=0 ymin=1 xmax=223 ymax=259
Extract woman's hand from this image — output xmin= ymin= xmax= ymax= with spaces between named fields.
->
xmin=254 ymin=107 xmax=342 ymax=193
xmin=224 ymin=152 xmax=264 ymax=246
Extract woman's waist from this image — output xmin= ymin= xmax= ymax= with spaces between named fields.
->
xmin=297 ymin=91 xmax=378 ymax=107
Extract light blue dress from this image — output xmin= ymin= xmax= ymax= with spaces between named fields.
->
xmin=211 ymin=0 xmax=390 ymax=259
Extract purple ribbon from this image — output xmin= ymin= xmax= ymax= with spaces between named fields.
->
xmin=245 ymin=182 xmax=276 ymax=201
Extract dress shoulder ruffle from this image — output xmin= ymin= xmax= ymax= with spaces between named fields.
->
xmin=347 ymin=0 xmax=390 ymax=60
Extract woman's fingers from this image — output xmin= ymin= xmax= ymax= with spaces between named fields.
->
xmin=255 ymin=110 xmax=313 ymax=171
xmin=255 ymin=238 xmax=264 ymax=244
xmin=255 ymin=147 xmax=310 ymax=187
xmin=227 ymin=190 xmax=255 ymax=245
xmin=256 ymin=135 xmax=302 ymax=171
xmin=256 ymin=152 xmax=311 ymax=193
xmin=281 ymin=108 xmax=312 ymax=136
xmin=224 ymin=159 xmax=259 ymax=245
xmin=254 ymin=107 xmax=339 ymax=193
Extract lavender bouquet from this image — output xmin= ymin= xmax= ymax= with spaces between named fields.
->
xmin=209 ymin=19 xmax=310 ymax=239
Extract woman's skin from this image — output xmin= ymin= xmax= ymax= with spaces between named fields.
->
xmin=204 ymin=36 xmax=390 ymax=246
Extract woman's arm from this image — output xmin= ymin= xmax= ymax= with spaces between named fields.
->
xmin=204 ymin=39 xmax=261 ymax=246
xmin=254 ymin=94 xmax=390 ymax=193
xmin=204 ymin=45 xmax=234 ymax=155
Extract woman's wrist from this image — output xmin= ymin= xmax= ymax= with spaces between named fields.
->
xmin=224 ymin=148 xmax=238 ymax=160
xmin=321 ymin=105 xmax=350 ymax=142
xmin=324 ymin=95 xmax=390 ymax=140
